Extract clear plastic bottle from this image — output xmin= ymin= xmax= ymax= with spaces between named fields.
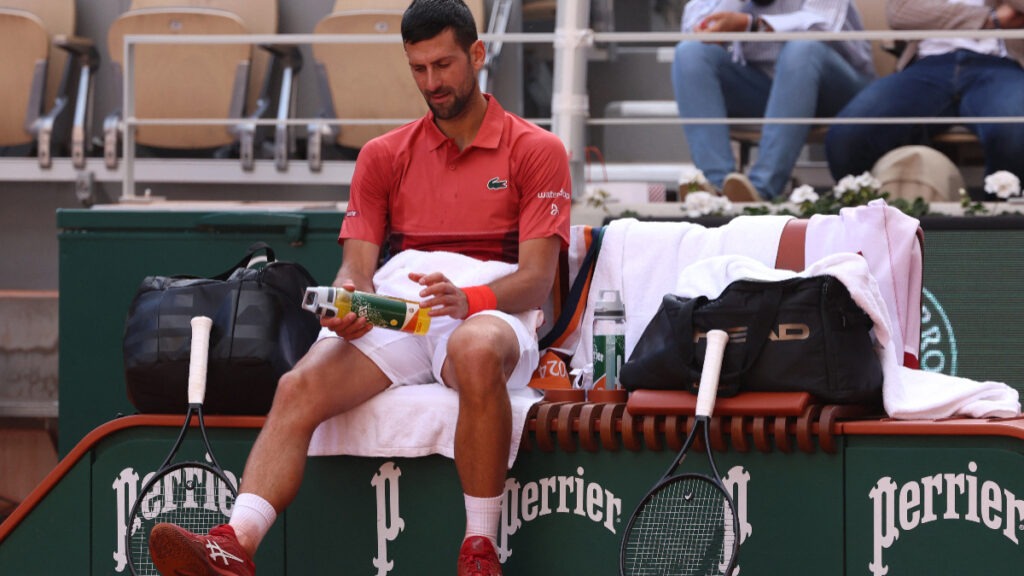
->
xmin=592 ymin=290 xmax=625 ymax=390
xmin=302 ymin=286 xmax=431 ymax=335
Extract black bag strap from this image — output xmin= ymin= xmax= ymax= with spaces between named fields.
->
xmin=678 ymin=282 xmax=785 ymax=388
xmin=213 ymin=242 xmax=277 ymax=280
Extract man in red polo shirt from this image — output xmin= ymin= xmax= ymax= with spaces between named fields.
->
xmin=148 ymin=1 xmax=570 ymax=575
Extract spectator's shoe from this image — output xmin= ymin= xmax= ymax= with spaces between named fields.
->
xmin=149 ymin=523 xmax=255 ymax=576
xmin=678 ymin=179 xmax=719 ymax=200
xmin=722 ymin=173 xmax=763 ymax=202
xmin=457 ymin=536 xmax=502 ymax=576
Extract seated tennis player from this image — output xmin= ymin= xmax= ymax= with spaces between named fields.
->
xmin=147 ymin=1 xmax=571 ymax=575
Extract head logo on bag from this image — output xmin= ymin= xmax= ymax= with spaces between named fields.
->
xmin=694 ymin=324 xmax=811 ymax=345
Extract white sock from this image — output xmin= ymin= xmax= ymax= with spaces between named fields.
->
xmin=229 ymin=493 xmax=277 ymax=551
xmin=464 ymin=493 xmax=503 ymax=547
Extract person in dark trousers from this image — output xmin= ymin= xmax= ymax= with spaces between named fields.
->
xmin=826 ymin=0 xmax=1024 ymax=184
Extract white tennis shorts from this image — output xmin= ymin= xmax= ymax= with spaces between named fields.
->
xmin=316 ymin=308 xmax=539 ymax=390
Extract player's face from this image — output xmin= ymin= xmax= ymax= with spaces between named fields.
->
xmin=405 ymin=29 xmax=483 ymax=121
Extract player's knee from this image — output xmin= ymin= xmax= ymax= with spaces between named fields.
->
xmin=447 ymin=325 xmax=515 ymax=392
xmin=271 ymin=368 xmax=317 ymax=412
xmin=448 ymin=328 xmax=504 ymax=371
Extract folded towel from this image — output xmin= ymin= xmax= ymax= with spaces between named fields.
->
xmin=806 ymin=199 xmax=923 ymax=366
xmin=308 ymin=385 xmax=542 ymax=468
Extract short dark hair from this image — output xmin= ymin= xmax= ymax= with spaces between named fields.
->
xmin=401 ymin=0 xmax=478 ymax=50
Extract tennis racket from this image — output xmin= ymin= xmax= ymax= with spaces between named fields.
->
xmin=126 ymin=316 xmax=239 ymax=576
xmin=620 ymin=329 xmax=739 ymax=576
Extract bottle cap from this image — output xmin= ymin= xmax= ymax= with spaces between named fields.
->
xmin=593 ymin=290 xmax=624 ymax=317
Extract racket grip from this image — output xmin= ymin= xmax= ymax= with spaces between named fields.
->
xmin=188 ymin=316 xmax=214 ymax=405
xmin=695 ymin=329 xmax=729 ymax=418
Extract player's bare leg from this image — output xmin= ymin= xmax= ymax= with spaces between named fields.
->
xmin=443 ymin=315 xmax=518 ymax=575
xmin=235 ymin=338 xmax=391 ymax=553
xmin=444 ymin=316 xmax=518 ymax=498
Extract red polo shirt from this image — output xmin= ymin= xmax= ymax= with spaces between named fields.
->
xmin=339 ymin=95 xmax=571 ymax=263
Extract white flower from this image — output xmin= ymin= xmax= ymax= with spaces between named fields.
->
xmin=834 ymin=171 xmax=880 ymax=198
xmin=678 ymin=166 xmax=708 ymax=189
xmin=854 ymin=171 xmax=881 ymax=191
xmin=984 ymin=171 xmax=1021 ymax=199
xmin=789 ymin=185 xmax=819 ymax=204
xmin=833 ymin=174 xmax=860 ymax=197
xmin=683 ymin=191 xmax=731 ymax=217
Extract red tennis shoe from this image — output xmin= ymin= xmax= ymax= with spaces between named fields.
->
xmin=149 ymin=523 xmax=255 ymax=576
xmin=457 ymin=536 xmax=502 ymax=576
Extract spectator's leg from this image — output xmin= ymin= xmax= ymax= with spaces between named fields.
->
xmin=958 ymin=53 xmax=1024 ymax=177
xmin=672 ymin=41 xmax=770 ymax=190
xmin=752 ymin=41 xmax=871 ymax=199
xmin=826 ymin=54 xmax=958 ymax=181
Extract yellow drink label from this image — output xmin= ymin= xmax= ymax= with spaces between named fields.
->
xmin=347 ymin=291 xmax=430 ymax=335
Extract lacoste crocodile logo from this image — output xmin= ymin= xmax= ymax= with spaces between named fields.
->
xmin=487 ymin=177 xmax=508 ymax=190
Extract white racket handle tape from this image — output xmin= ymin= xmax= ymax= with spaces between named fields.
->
xmin=695 ymin=329 xmax=729 ymax=418
xmin=188 ymin=316 xmax=214 ymax=405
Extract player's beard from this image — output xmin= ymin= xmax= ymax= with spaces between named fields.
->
xmin=425 ymin=73 xmax=478 ymax=121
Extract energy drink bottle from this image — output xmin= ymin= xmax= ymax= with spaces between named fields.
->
xmin=302 ymin=286 xmax=431 ymax=335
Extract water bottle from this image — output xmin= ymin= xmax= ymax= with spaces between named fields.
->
xmin=302 ymin=286 xmax=431 ymax=335
xmin=592 ymin=290 xmax=625 ymax=390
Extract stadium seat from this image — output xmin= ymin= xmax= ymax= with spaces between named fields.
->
xmin=0 ymin=0 xmax=98 ymax=169
xmin=104 ymin=1 xmax=302 ymax=171
xmin=307 ymin=0 xmax=485 ymax=171
xmin=0 ymin=10 xmax=49 ymax=152
xmin=124 ymin=0 xmax=302 ymax=170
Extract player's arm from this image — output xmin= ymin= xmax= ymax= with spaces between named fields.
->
xmin=333 ymin=238 xmax=380 ymax=294
xmin=488 ymin=235 xmax=562 ymax=312
xmin=324 ymin=238 xmax=381 ymax=337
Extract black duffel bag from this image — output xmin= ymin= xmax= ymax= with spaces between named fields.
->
xmin=619 ymin=275 xmax=883 ymax=405
xmin=123 ymin=242 xmax=321 ymax=414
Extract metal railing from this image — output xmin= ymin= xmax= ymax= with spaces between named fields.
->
xmin=111 ymin=23 xmax=1024 ymax=200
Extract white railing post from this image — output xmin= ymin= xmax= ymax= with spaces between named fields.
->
xmin=551 ymin=0 xmax=592 ymax=199
xmin=122 ymin=39 xmax=137 ymax=201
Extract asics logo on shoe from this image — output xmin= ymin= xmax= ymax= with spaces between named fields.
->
xmin=206 ymin=540 xmax=245 ymax=566
xmin=486 ymin=177 xmax=508 ymax=190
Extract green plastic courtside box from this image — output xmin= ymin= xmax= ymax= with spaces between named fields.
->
xmin=3 ymin=208 xmax=1017 ymax=574
xmin=55 ymin=207 xmax=347 ymax=456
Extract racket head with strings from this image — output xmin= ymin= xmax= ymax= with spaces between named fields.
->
xmin=126 ymin=316 xmax=239 ymax=576
xmin=620 ymin=330 xmax=739 ymax=576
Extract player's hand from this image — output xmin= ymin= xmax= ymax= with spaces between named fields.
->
xmin=322 ymin=280 xmax=372 ymax=339
xmin=697 ymin=11 xmax=753 ymax=33
xmin=410 ymin=271 xmax=469 ymax=319
xmin=321 ymin=311 xmax=372 ymax=339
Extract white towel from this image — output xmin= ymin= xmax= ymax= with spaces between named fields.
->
xmin=806 ymin=199 xmax=923 ymax=367
xmin=674 ymin=254 xmax=1020 ymax=420
xmin=306 ymin=249 xmax=544 ymax=467
xmin=308 ymin=385 xmax=542 ymax=468
xmin=572 ymin=215 xmax=792 ymax=372
xmin=371 ymin=249 xmax=518 ymax=301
